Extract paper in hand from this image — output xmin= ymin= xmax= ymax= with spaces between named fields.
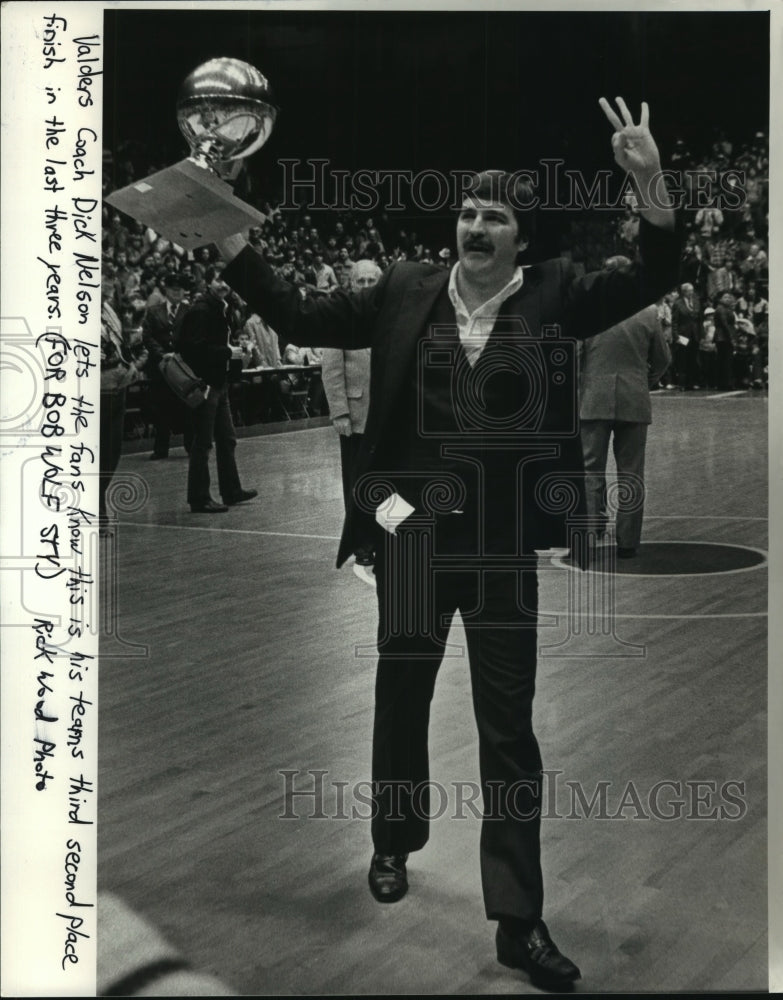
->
xmin=376 ymin=493 xmax=415 ymax=534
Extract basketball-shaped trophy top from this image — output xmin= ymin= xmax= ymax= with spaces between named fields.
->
xmin=177 ymin=57 xmax=278 ymax=166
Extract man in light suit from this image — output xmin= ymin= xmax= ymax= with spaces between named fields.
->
xmin=579 ymin=264 xmax=672 ymax=558
xmin=321 ymin=260 xmax=382 ymax=574
xmin=217 ymin=98 xmax=680 ymax=991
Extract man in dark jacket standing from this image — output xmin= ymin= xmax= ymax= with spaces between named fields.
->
xmin=142 ymin=273 xmax=191 ymax=459
xmin=214 ymin=98 xmax=680 ymax=991
xmin=178 ymin=263 xmax=257 ymax=513
xmin=670 ymin=281 xmax=702 ymax=389
xmin=713 ymin=291 xmax=737 ymax=390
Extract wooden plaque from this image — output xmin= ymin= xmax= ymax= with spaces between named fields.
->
xmin=105 ymin=158 xmax=266 ymax=249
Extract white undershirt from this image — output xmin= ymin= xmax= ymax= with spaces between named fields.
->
xmin=448 ymin=263 xmax=525 ymax=367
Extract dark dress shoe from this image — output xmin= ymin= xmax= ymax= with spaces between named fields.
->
xmin=496 ymin=920 xmax=581 ymax=991
xmin=189 ymin=500 xmax=228 ymax=513
xmin=223 ymin=488 xmax=258 ymax=505
xmin=149 ymin=453 xmax=168 ymax=461
xmin=617 ymin=546 xmax=638 ymax=559
xmin=368 ymin=852 xmax=408 ymax=903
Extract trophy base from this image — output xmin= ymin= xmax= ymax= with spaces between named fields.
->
xmin=105 ymin=158 xmax=266 ymax=250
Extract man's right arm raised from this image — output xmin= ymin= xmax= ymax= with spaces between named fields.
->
xmin=218 ymin=235 xmax=383 ymax=351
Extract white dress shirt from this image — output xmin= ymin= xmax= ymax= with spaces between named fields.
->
xmin=448 ymin=263 xmax=525 ymax=367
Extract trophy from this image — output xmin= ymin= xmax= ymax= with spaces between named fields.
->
xmin=106 ymin=58 xmax=278 ymax=249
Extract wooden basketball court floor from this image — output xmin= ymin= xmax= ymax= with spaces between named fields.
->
xmin=98 ymin=391 xmax=770 ymax=995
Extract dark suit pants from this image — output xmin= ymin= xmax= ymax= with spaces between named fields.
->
xmin=715 ymin=341 xmax=734 ymax=390
xmin=149 ymin=376 xmax=192 ymax=457
xmin=581 ymin=420 xmax=648 ymax=550
xmin=339 ymin=432 xmax=374 ymax=559
xmin=673 ymin=341 xmax=701 ymax=388
xmin=371 ymin=514 xmax=543 ymax=922
xmin=338 ymin=432 xmax=363 ymax=512
xmin=187 ymin=384 xmax=242 ymax=506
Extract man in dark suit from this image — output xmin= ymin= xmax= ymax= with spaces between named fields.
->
xmin=178 ymin=264 xmax=258 ymax=513
xmin=713 ymin=291 xmax=737 ymax=390
xmin=670 ymin=281 xmax=702 ymax=389
xmin=142 ymin=273 xmax=191 ymax=459
xmin=217 ymin=98 xmax=679 ymax=990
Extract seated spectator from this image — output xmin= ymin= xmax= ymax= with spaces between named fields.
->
xmin=114 ymin=250 xmax=141 ymax=299
xmin=333 ymin=247 xmax=356 ymax=290
xmin=101 ymin=262 xmax=123 ymax=314
xmin=244 ymin=312 xmax=282 ymax=368
xmin=313 ymin=252 xmax=338 ymax=294
xmin=126 ymin=233 xmax=146 ymax=267
xmin=190 ymin=247 xmax=212 ymax=285
xmin=324 ymin=236 xmax=340 ymax=265
xmin=238 ymin=315 xmax=287 ymax=423
xmin=105 ymin=213 xmax=129 ymax=256
xmin=738 ymin=241 xmax=768 ymax=282
xmin=284 ymin=344 xmax=322 ymax=366
xmin=248 ymin=226 xmax=265 ymax=251
xmin=308 ymin=226 xmax=323 ymax=254
xmin=280 ymin=344 xmax=326 ymax=415
xmin=237 ymin=330 xmax=262 ymax=369
xmin=299 ymin=252 xmax=317 ymax=289
xmin=145 ymin=272 xmax=168 ymax=309
xmin=735 ymin=280 xmax=768 ymax=328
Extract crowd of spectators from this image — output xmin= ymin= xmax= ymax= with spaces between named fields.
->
xmin=102 ymin=124 xmax=769 ymax=446
xmin=566 ymin=129 xmax=769 ymax=390
xmin=100 ymin=183 xmax=457 ymax=436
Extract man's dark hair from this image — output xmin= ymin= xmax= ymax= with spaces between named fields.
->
xmin=467 ymin=170 xmax=537 ymax=246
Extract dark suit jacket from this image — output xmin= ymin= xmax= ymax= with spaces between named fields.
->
xmin=177 ymin=294 xmax=232 ymax=388
xmin=142 ymin=300 xmax=186 ymax=377
xmin=671 ymin=296 xmax=701 ymax=346
xmin=224 ymin=218 xmax=680 ymax=566
xmin=713 ymin=304 xmax=736 ymax=345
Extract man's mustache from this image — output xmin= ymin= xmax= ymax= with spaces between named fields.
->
xmin=463 ymin=238 xmax=494 ymax=252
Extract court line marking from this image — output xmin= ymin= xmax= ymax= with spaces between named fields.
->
xmin=645 ymin=515 xmax=767 ymax=521
xmin=551 ymin=539 xmax=768 ymax=578
xmin=649 ymin=390 xmax=762 ymax=400
xmin=119 ymin=521 xmax=767 ymax=546
xmin=120 ymin=521 xmax=341 ymax=541
xmin=702 ymin=390 xmax=754 ymax=399
xmin=116 ymin=525 xmax=766 ymax=619
xmin=536 ymin=611 xmax=767 ymax=620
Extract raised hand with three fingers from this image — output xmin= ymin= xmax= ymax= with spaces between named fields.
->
xmin=599 ymin=96 xmax=674 ymax=229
